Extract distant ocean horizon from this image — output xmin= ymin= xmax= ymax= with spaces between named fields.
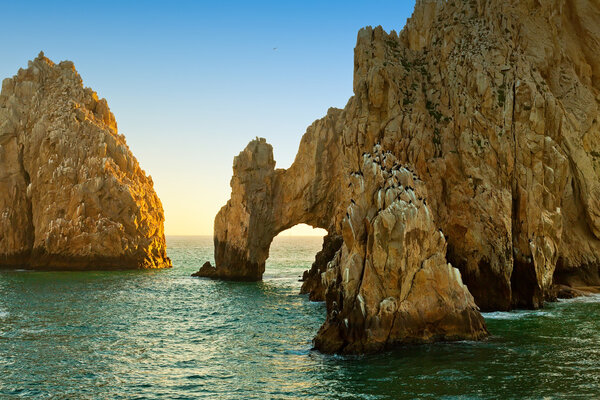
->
xmin=1 ymin=236 xmax=599 ymax=399
xmin=165 ymin=234 xmax=326 ymax=237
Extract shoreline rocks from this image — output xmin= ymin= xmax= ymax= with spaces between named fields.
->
xmin=192 ymin=261 xmax=216 ymax=278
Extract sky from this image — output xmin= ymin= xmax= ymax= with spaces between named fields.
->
xmin=0 ymin=0 xmax=416 ymax=236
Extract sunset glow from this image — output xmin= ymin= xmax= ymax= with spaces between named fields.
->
xmin=0 ymin=1 xmax=415 ymax=235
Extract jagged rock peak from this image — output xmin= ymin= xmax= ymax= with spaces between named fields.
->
xmin=0 ymin=53 xmax=171 ymax=270
xmin=314 ymin=146 xmax=487 ymax=353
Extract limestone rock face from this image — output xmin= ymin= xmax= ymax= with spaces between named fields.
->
xmin=0 ymin=53 xmax=171 ymax=270
xmin=314 ymin=147 xmax=487 ymax=353
xmin=207 ymin=0 xmax=600 ymax=352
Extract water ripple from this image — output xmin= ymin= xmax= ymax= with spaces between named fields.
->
xmin=0 ymin=235 xmax=599 ymax=399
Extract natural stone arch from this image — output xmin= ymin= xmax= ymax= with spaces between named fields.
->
xmin=197 ymin=134 xmax=488 ymax=353
xmin=198 ymin=109 xmax=346 ymax=281
xmin=196 ymin=0 xmax=600 ymax=353
xmin=200 ymin=18 xmax=600 ymax=312
xmin=264 ymin=224 xmax=330 ymax=280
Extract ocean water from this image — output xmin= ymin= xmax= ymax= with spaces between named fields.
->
xmin=0 ymin=236 xmax=599 ymax=399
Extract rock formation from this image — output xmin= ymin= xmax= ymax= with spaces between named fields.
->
xmin=313 ymin=146 xmax=487 ymax=353
xmin=0 ymin=52 xmax=171 ymax=270
xmin=200 ymin=0 xmax=600 ymax=353
xmin=299 ymin=233 xmax=343 ymax=301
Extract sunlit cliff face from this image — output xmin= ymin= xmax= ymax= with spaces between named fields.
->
xmin=201 ymin=0 xmax=600 ymax=353
xmin=0 ymin=52 xmax=171 ymax=270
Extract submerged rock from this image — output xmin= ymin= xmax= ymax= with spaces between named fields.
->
xmin=192 ymin=261 xmax=216 ymax=278
xmin=0 ymin=53 xmax=171 ymax=270
xmin=206 ymin=0 xmax=600 ymax=353
xmin=550 ymin=284 xmax=597 ymax=300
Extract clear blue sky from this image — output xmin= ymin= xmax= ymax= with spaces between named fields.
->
xmin=0 ymin=0 xmax=416 ymax=235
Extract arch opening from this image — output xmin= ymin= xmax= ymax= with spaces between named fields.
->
xmin=275 ymin=224 xmax=327 ymax=238
xmin=265 ymin=224 xmax=328 ymax=279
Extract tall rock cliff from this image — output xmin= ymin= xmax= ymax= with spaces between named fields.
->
xmin=0 ymin=53 xmax=171 ymax=270
xmin=200 ymin=0 xmax=600 ymax=353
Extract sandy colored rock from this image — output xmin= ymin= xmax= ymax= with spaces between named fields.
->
xmin=0 ymin=53 xmax=171 ymax=270
xmin=206 ymin=0 xmax=600 ymax=352
xmin=313 ymin=146 xmax=487 ymax=353
xmin=207 ymin=121 xmax=344 ymax=280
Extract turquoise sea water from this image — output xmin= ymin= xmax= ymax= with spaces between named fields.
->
xmin=0 ymin=235 xmax=599 ymax=399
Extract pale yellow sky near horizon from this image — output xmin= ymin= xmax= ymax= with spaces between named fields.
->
xmin=154 ymin=160 xmax=330 ymax=237
xmin=164 ymin=224 xmax=327 ymax=237
xmin=63 ymin=4 xmax=416 ymax=239
xmin=0 ymin=3 xmax=414 ymax=239
xmin=0 ymin=0 xmax=418 ymax=238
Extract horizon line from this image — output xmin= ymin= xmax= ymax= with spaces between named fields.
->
xmin=165 ymin=234 xmax=326 ymax=238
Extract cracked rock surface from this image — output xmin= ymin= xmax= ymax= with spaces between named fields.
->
xmin=313 ymin=147 xmax=487 ymax=353
xmin=0 ymin=53 xmax=171 ymax=270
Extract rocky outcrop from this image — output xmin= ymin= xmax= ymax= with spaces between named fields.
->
xmin=299 ymin=233 xmax=343 ymax=301
xmin=313 ymin=146 xmax=487 ymax=353
xmin=0 ymin=53 xmax=171 ymax=270
xmin=200 ymin=115 xmax=344 ymax=280
xmin=205 ymin=0 xmax=600 ymax=353
xmin=192 ymin=261 xmax=216 ymax=278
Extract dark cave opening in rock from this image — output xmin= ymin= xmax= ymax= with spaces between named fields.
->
xmin=510 ymin=259 xmax=542 ymax=309
xmin=446 ymin=245 xmax=512 ymax=312
xmin=553 ymin=259 xmax=600 ymax=290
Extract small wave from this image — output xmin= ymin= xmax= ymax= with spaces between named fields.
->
xmin=21 ymin=328 xmax=45 ymax=335
xmin=0 ymin=311 xmax=9 ymax=319
xmin=482 ymin=310 xmax=554 ymax=320
xmin=557 ymin=293 xmax=600 ymax=304
xmin=283 ymin=349 xmax=310 ymax=356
